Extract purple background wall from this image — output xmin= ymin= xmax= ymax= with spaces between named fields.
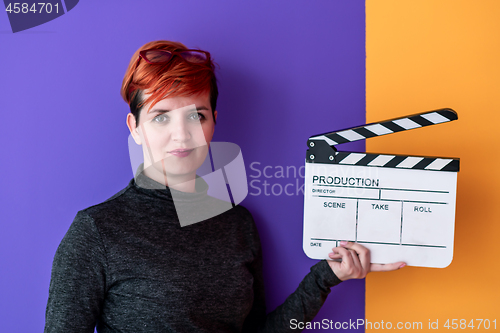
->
xmin=0 ymin=1 xmax=366 ymax=331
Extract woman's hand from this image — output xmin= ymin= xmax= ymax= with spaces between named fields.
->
xmin=327 ymin=241 xmax=406 ymax=281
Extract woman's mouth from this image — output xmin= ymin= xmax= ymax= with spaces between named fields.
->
xmin=168 ymin=148 xmax=194 ymax=157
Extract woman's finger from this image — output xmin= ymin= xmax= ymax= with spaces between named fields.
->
xmin=340 ymin=241 xmax=371 ymax=273
xmin=328 ymin=252 xmax=342 ymax=259
xmin=371 ymin=262 xmax=406 ymax=272
xmin=348 ymin=249 xmax=362 ymax=273
xmin=333 ymin=246 xmax=354 ymax=268
xmin=340 ymin=241 xmax=369 ymax=257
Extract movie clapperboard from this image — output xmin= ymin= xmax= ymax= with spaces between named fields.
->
xmin=303 ymin=108 xmax=459 ymax=268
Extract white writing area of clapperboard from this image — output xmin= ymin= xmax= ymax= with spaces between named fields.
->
xmin=302 ymin=109 xmax=459 ymax=268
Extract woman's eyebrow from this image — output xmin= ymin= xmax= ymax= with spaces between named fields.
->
xmin=149 ymin=109 xmax=170 ymax=114
xmin=149 ymin=106 xmax=210 ymax=114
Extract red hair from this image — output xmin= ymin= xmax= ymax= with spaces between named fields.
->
xmin=120 ymin=40 xmax=218 ymax=123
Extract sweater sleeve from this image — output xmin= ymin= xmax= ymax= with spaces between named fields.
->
xmin=44 ymin=211 xmax=107 ymax=333
xmin=241 ymin=213 xmax=342 ymax=333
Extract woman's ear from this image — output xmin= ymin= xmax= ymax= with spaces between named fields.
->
xmin=126 ymin=113 xmax=142 ymax=145
xmin=212 ymin=110 xmax=218 ymax=136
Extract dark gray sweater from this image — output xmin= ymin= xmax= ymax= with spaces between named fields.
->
xmin=44 ymin=171 xmax=341 ymax=332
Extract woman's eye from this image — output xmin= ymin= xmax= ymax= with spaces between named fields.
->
xmin=153 ymin=114 xmax=168 ymax=123
xmin=189 ymin=112 xmax=205 ymax=121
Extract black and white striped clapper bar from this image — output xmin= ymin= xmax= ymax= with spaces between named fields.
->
xmin=303 ymin=108 xmax=459 ymax=268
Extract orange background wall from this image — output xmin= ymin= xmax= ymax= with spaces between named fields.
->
xmin=366 ymin=0 xmax=500 ymax=330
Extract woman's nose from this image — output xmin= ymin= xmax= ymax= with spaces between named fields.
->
xmin=170 ymin=119 xmax=191 ymax=142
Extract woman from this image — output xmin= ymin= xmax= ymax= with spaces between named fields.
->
xmin=44 ymin=40 xmax=405 ymax=333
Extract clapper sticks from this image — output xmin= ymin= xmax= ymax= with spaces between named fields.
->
xmin=302 ymin=108 xmax=459 ymax=268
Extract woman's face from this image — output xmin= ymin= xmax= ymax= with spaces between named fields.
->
xmin=127 ymin=92 xmax=217 ymax=185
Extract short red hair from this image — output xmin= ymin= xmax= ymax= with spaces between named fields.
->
xmin=120 ymin=40 xmax=218 ymax=124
